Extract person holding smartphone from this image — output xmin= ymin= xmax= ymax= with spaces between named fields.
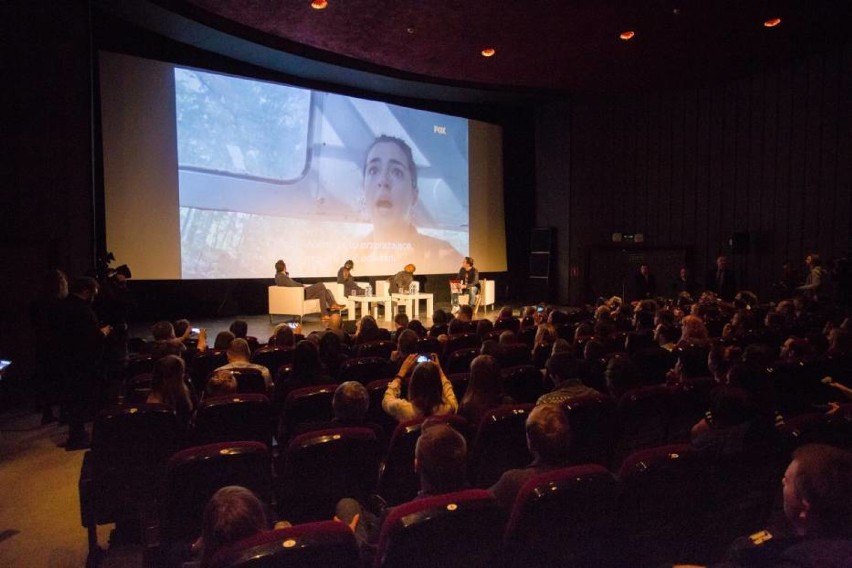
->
xmin=382 ymin=353 xmax=457 ymax=422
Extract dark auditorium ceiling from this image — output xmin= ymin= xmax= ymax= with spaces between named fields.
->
xmin=111 ymin=0 xmax=849 ymax=99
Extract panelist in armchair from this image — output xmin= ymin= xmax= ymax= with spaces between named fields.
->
xmin=458 ymin=256 xmax=480 ymax=309
xmin=274 ymin=260 xmax=345 ymax=318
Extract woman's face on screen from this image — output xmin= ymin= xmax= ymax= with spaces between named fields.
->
xmin=363 ymin=141 xmax=417 ymax=228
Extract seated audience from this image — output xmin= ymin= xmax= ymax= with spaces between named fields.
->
xmin=458 ymin=355 xmax=513 ymax=428
xmin=354 ymin=315 xmax=382 ymax=344
xmin=275 ymin=340 xmax=333 ymax=400
xmin=205 ymin=369 xmax=238 ymax=398
xmin=604 ymin=354 xmax=642 ymax=402
xmin=317 ymin=330 xmax=348 ymax=378
xmin=382 ymin=356 xmax=458 ymax=422
xmin=537 ymin=351 xmax=600 ymax=405
xmin=215 ymin=338 xmax=272 ymax=391
xmin=489 ymin=404 xmax=573 ymax=510
xmin=147 ymin=354 xmax=194 ymax=427
xmin=335 ymin=422 xmax=468 ymax=561
xmin=715 ymin=444 xmax=852 ymax=567
xmin=195 ymin=485 xmax=288 ymax=568
xmin=270 ymin=323 xmax=297 ymax=348
xmin=212 ymin=330 xmax=235 ymax=351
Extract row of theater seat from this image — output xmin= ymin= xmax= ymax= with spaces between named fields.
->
xmin=80 ymin=390 xmax=852 ymax=566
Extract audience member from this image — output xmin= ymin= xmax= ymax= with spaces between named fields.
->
xmin=459 ymin=355 xmax=512 ymax=428
xmin=537 ymin=351 xmax=600 ymax=405
xmin=147 ymin=354 xmax=194 ymax=427
xmin=382 ymin=356 xmax=458 ymax=422
xmin=489 ymin=404 xmax=572 ymax=509
xmin=717 ymin=444 xmax=852 ymax=567
xmin=215 ymin=338 xmax=272 ymax=391
xmin=206 ymin=369 xmax=238 ymax=398
xmin=335 ymin=422 xmax=468 ymax=562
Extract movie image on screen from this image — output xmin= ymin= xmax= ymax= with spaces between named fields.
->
xmin=175 ymin=67 xmax=470 ymax=279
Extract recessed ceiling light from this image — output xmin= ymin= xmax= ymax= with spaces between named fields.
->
xmin=311 ymin=0 xmax=328 ymax=10
xmin=619 ymin=30 xmax=635 ymax=41
xmin=763 ymin=17 xmax=781 ymax=28
xmin=481 ymin=48 xmax=496 ymax=57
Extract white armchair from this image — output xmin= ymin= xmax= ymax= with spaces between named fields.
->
xmin=268 ymin=285 xmax=321 ymax=323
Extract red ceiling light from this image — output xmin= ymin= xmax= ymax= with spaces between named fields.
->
xmin=311 ymin=0 xmax=328 ymax=10
xmin=481 ymin=48 xmax=496 ymax=57
xmin=763 ymin=17 xmax=782 ymax=28
xmin=619 ymin=30 xmax=635 ymax=41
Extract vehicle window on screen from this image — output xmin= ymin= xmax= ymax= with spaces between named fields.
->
xmin=174 ymin=68 xmax=310 ymax=181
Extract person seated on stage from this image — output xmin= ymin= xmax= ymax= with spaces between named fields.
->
xmin=537 ymin=351 xmax=601 ymax=406
xmin=337 ymin=259 xmax=362 ymax=297
xmin=709 ymin=444 xmax=852 ymax=568
xmin=457 ymin=257 xmax=480 ymax=309
xmin=388 ymin=263 xmax=416 ymax=294
xmin=382 ymin=355 xmax=458 ymax=423
xmin=205 ymin=369 xmax=238 ymax=398
xmin=214 ymin=338 xmax=272 ymax=392
xmin=335 ymin=421 xmax=468 ymax=563
xmin=274 ymin=259 xmax=345 ymax=319
xmin=489 ymin=404 xmax=573 ymax=510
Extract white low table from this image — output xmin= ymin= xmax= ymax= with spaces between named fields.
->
xmin=391 ymin=292 xmax=434 ymax=319
xmin=347 ymin=295 xmax=393 ymax=321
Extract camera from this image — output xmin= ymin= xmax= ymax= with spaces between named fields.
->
xmin=416 ymin=354 xmax=431 ymax=363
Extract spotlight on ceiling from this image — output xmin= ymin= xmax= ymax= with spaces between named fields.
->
xmin=481 ymin=48 xmax=496 ymax=57
xmin=619 ymin=30 xmax=636 ymax=41
xmin=763 ymin=17 xmax=782 ymax=28
xmin=311 ymin=0 xmax=328 ymax=10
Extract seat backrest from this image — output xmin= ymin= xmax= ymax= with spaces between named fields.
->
xmin=90 ymin=403 xmax=182 ymax=503
xmin=277 ymin=427 xmax=380 ymax=523
xmin=442 ymin=333 xmax=480 ymax=361
xmin=194 ymin=394 xmax=274 ymax=447
xmin=500 ymin=365 xmax=544 ymax=404
xmin=190 ymin=350 xmax=228 ymax=391
xmin=378 ymin=415 xmax=468 ymax=506
xmin=164 ymin=441 xmax=272 ymax=546
xmin=612 ymin=384 xmax=674 ymax=468
xmin=251 ymin=346 xmax=294 ymax=378
xmin=562 ymin=393 xmax=617 ymax=466
xmin=279 ymin=384 xmax=337 ymax=443
xmin=416 ymin=337 xmax=442 ymax=355
xmin=505 ymin=464 xmax=621 ymax=567
xmin=469 ymin=404 xmax=534 ymax=488
xmin=375 ymin=489 xmax=505 ymax=568
xmin=445 ymin=347 xmax=478 ymax=374
xmin=365 ymin=378 xmax=397 ymax=439
xmin=208 ymin=521 xmax=360 ymax=568
xmin=356 ymin=340 xmax=396 ymax=360
xmin=228 ymin=368 xmax=267 ymax=395
xmin=497 ymin=343 xmax=532 ymax=368
xmin=125 ymin=354 xmax=154 ymax=379
xmin=667 ymin=377 xmax=715 ymax=443
xmin=617 ymin=443 xmax=708 ymax=566
xmin=447 ymin=373 xmax=470 ymax=403
xmin=337 ymin=356 xmax=392 ymax=384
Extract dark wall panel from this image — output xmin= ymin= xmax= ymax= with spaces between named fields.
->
xmin=536 ymin=43 xmax=851 ymax=304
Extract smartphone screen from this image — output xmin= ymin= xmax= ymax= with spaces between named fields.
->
xmin=287 ymin=322 xmax=299 ymax=329
xmin=416 ymin=354 xmax=430 ymax=363
xmin=0 ymin=360 xmax=11 ymax=372
xmin=191 ymin=327 xmax=200 ymax=334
